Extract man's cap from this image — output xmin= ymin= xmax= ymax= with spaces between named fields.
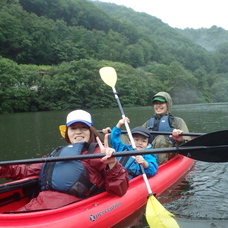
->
xmin=152 ymin=96 xmax=166 ymax=103
xmin=131 ymin=126 xmax=150 ymax=138
xmin=66 ymin=110 xmax=93 ymax=127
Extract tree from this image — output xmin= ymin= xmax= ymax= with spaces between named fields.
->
xmin=216 ymin=42 xmax=228 ymax=73
xmin=0 ymin=57 xmax=33 ymax=112
xmin=211 ymin=76 xmax=228 ymax=102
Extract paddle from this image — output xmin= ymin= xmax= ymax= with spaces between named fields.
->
xmin=97 ymin=129 xmax=204 ymax=137
xmin=0 ymin=138 xmax=227 ymax=165
xmin=60 ymin=125 xmax=203 ymax=138
xmin=99 ymin=66 xmax=180 ymax=228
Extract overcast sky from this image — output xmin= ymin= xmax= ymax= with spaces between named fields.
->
xmin=96 ymin=0 xmax=228 ymax=30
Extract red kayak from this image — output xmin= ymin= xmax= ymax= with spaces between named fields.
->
xmin=0 ymin=155 xmax=194 ymax=228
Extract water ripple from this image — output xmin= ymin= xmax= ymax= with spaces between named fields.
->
xmin=161 ymin=161 xmax=228 ymax=221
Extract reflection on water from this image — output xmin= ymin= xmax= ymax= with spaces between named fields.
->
xmin=164 ymin=161 xmax=228 ymax=228
xmin=176 ymin=162 xmax=228 ymax=220
xmin=1 ymin=103 xmax=228 ymax=228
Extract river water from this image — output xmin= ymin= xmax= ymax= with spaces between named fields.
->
xmin=1 ymin=103 xmax=228 ymax=228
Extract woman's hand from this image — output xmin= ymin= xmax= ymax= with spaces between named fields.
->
xmin=170 ymin=129 xmax=183 ymax=142
xmin=102 ymin=127 xmax=111 ymax=134
xmin=96 ymin=134 xmax=117 ymax=169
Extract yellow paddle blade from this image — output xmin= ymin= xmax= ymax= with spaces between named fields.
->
xmin=146 ymin=195 xmax=180 ymax=228
xmin=59 ymin=125 xmax=66 ymax=138
xmin=99 ymin=67 xmax=117 ymax=87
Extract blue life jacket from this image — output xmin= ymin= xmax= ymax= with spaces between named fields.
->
xmin=39 ymin=142 xmax=97 ymax=198
xmin=148 ymin=115 xmax=174 ymax=142
xmin=119 ymin=156 xmax=137 ymax=179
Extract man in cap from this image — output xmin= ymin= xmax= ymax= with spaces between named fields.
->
xmin=142 ymin=91 xmax=190 ymax=164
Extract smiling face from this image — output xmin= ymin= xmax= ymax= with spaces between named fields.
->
xmin=67 ymin=122 xmax=91 ymax=143
xmin=153 ymin=101 xmax=168 ymax=115
xmin=132 ymin=134 xmax=149 ymax=150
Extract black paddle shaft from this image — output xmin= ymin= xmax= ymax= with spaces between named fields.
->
xmin=0 ymin=130 xmax=228 ymax=165
xmin=97 ymin=130 xmax=204 ymax=137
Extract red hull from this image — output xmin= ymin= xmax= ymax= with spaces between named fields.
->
xmin=0 ymin=155 xmax=194 ymax=227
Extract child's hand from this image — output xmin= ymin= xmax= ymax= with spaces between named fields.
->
xmin=134 ymin=155 xmax=149 ymax=168
xmin=117 ymin=117 xmax=130 ymax=128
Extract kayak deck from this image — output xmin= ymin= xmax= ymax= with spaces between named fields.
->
xmin=0 ymin=155 xmax=194 ymax=228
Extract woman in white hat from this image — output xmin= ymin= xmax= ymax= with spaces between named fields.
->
xmin=0 ymin=110 xmax=129 ymax=211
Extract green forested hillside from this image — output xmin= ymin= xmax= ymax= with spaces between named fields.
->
xmin=178 ymin=26 xmax=228 ymax=53
xmin=0 ymin=0 xmax=228 ymax=113
xmin=178 ymin=26 xmax=228 ymax=73
xmin=94 ymin=2 xmax=217 ymax=72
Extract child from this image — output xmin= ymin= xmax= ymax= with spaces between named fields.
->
xmin=103 ymin=117 xmax=158 ymax=180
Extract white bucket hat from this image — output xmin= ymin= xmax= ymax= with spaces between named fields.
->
xmin=66 ymin=110 xmax=93 ymax=127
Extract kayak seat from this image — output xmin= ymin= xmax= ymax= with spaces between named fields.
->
xmin=0 ymin=177 xmax=40 ymax=213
